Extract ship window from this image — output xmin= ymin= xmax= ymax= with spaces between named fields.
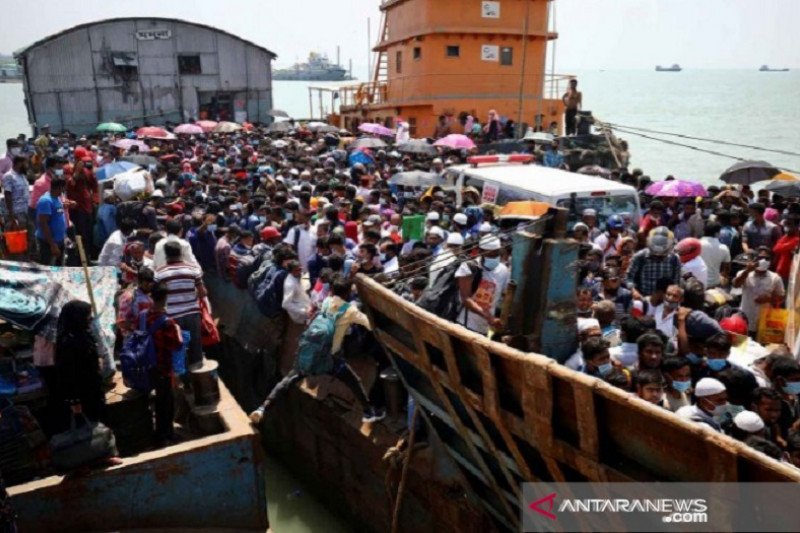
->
xmin=110 ymin=52 xmax=138 ymax=78
xmin=500 ymin=47 xmax=513 ymax=66
xmin=413 ymin=47 xmax=421 ymax=60
xmin=178 ymin=55 xmax=202 ymax=75
xmin=446 ymin=45 xmax=460 ymax=58
xmin=396 ymin=51 xmax=402 ymax=73
xmin=408 ymin=117 xmax=417 ymax=137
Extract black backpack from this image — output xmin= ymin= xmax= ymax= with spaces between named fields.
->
xmin=254 ymin=266 xmax=289 ymax=318
xmin=115 ymin=201 xmax=147 ymax=228
xmin=417 ymin=259 xmax=482 ymax=322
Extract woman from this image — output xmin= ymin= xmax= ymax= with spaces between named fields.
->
xmin=53 ymin=300 xmax=106 ymax=433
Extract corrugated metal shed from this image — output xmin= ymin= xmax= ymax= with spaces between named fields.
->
xmin=15 ymin=17 xmax=276 ymax=134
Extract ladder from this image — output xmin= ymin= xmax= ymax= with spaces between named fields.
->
xmin=370 ymin=12 xmax=389 ymax=101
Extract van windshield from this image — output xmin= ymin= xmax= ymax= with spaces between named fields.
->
xmin=556 ymin=195 xmax=639 ymax=228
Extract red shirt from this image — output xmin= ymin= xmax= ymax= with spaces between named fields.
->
xmin=67 ymin=169 xmax=98 ymax=214
xmin=772 ymin=234 xmax=799 ymax=280
xmin=145 ymin=310 xmax=183 ymax=377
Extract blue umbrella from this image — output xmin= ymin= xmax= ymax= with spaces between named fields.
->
xmin=96 ymin=161 xmax=140 ymax=182
xmin=348 ymin=150 xmax=374 ymax=167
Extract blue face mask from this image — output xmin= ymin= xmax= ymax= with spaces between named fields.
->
xmin=783 ymin=381 xmax=800 ymax=395
xmin=483 ymin=257 xmax=500 ymax=270
xmin=259 ymin=216 xmax=267 ymax=223
xmin=686 ymin=353 xmax=703 ymax=365
xmin=671 ymin=380 xmax=692 ymax=393
xmin=597 ymin=363 xmax=613 ymax=377
xmin=207 ymin=224 xmax=217 ymax=233
xmin=706 ymin=358 xmax=728 ymax=372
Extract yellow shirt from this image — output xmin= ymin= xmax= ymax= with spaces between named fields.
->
xmin=327 ymin=295 xmax=372 ymax=354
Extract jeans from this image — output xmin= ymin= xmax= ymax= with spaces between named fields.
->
xmin=152 ymin=373 xmax=175 ymax=441
xmin=565 ymin=108 xmax=578 ymax=136
xmin=175 ymin=313 xmax=203 ymax=368
xmin=70 ymin=209 xmax=92 ymax=253
xmin=36 ymin=239 xmax=64 ymax=266
xmin=261 ymin=357 xmax=370 ymax=409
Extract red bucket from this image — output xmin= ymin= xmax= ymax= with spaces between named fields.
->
xmin=4 ymin=230 xmax=28 ymax=254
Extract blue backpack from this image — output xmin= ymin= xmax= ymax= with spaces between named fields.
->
xmin=254 ymin=266 xmax=289 ymax=318
xmin=295 ymin=301 xmax=350 ymax=376
xmin=120 ymin=311 xmax=167 ymax=392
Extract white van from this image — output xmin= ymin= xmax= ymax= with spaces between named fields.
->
xmin=443 ymin=158 xmax=641 ymax=228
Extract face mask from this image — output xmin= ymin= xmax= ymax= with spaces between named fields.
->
xmin=10 ymin=148 xmax=21 ymax=156
xmin=720 ymin=403 xmax=745 ymax=420
xmin=53 ymin=168 xmax=64 ymax=177
xmin=708 ymin=402 xmax=729 ymax=418
xmin=757 ymin=259 xmax=770 ymax=272
xmin=379 ymin=253 xmax=388 ymax=263
xmin=259 ymin=216 xmax=267 ymax=223
xmin=285 ymin=212 xmax=293 ymax=222
xmin=671 ymin=380 xmax=691 ymax=393
xmin=483 ymin=257 xmax=500 ymax=271
xmin=207 ymin=224 xmax=217 ymax=233
xmin=783 ymin=381 xmax=800 ymax=395
xmin=685 ymin=353 xmax=703 ymax=365
xmin=597 ymin=363 xmax=613 ymax=377
xmin=706 ymin=358 xmax=728 ymax=372
xmin=664 ymin=300 xmax=679 ymax=310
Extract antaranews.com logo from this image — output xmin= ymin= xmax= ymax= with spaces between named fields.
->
xmin=528 ymin=492 xmax=708 ymax=524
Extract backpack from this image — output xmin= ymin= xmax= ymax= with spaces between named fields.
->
xmin=119 ymin=311 xmax=167 ymax=392
xmin=254 ymin=266 xmax=289 ymax=318
xmin=115 ymin=200 xmax=147 ymax=228
xmin=236 ymin=245 xmax=272 ymax=291
xmin=248 ymin=253 xmax=275 ymax=296
xmin=417 ymin=259 xmax=482 ymax=322
xmin=295 ymin=301 xmax=351 ymax=376
xmin=230 ymin=251 xmax=256 ymax=290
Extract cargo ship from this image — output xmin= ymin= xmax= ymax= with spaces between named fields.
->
xmin=273 ymin=50 xmax=354 ymax=81
xmin=760 ymin=64 xmax=790 ymax=72
xmin=0 ymin=59 xmax=22 ymax=83
xmin=656 ymin=63 xmax=682 ymax=72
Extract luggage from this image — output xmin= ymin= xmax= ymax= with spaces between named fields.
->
xmin=417 ymin=259 xmax=481 ymax=322
xmin=119 ymin=312 xmax=166 ymax=392
xmin=199 ymin=299 xmax=220 ymax=347
xmin=48 ymin=413 xmax=118 ymax=470
xmin=295 ymin=301 xmax=350 ymax=376
xmin=113 ymin=170 xmax=148 ymax=201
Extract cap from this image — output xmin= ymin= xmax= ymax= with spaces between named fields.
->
xmin=719 ymin=314 xmax=748 ymax=336
xmin=447 ymin=233 xmax=464 ymax=246
xmin=427 ymin=226 xmax=444 ymax=238
xmin=479 ymin=236 xmax=502 ymax=251
xmin=432 ymin=158 xmax=443 ymax=165
xmin=694 ymin=377 xmax=726 ymax=397
xmin=151 ymin=189 xmax=164 ymax=198
xmin=577 ymin=318 xmax=600 ymax=333
xmin=685 ymin=310 xmax=724 ymax=339
xmin=453 ymin=213 xmax=468 ymax=226
xmin=260 ymin=226 xmax=281 ymax=240
xmin=582 ymin=208 xmax=597 ymax=217
xmin=733 ymin=411 xmax=765 ymax=433
xmin=479 ymin=222 xmax=493 ymax=233
xmin=675 ymin=238 xmax=702 ymax=263
xmin=426 ymin=211 xmax=440 ymax=222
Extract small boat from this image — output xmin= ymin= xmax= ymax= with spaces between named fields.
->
xmin=656 ymin=64 xmax=682 ymax=72
xmin=760 ymin=65 xmax=790 ymax=72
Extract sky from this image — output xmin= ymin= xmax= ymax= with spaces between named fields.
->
xmin=1 ymin=0 xmax=798 ymax=75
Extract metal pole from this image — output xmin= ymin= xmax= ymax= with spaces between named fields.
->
xmin=367 ymin=17 xmax=372 ymax=83
xmin=537 ymin=0 xmax=553 ymax=130
xmin=516 ymin=0 xmax=532 ymax=138
xmin=308 ymin=88 xmax=313 ymax=119
xmin=76 ymin=236 xmax=98 ymax=317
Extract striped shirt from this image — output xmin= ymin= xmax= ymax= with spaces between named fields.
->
xmin=154 ymin=261 xmax=203 ymax=319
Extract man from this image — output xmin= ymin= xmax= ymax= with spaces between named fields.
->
xmin=2 ymin=155 xmax=31 ymax=240
xmin=282 ymin=260 xmax=311 ymax=325
xmin=593 ymin=300 xmax=620 ymax=347
xmin=582 ymin=209 xmax=601 ymax=241
xmin=676 ymin=377 xmax=728 ymax=432
xmin=580 ymin=337 xmax=613 ymax=378
xmin=562 ymin=78 xmax=582 ymax=136
xmin=638 ymin=201 xmax=664 ymax=238
xmin=675 ymin=238 xmax=708 ymax=287
xmin=215 ymin=226 xmax=239 ymax=281
xmin=187 ymin=214 xmax=218 ymax=273
xmin=35 ymin=177 xmax=68 ymax=266
xmin=542 ymin=140 xmax=564 ymax=168
xmin=636 ymin=333 xmax=664 ymax=371
xmin=772 ymin=216 xmax=800 ymax=283
xmin=733 ymin=249 xmax=785 ymax=337
xmin=153 ymin=219 xmax=199 ymax=270
xmin=593 ymin=214 xmax=624 ymax=260
xmin=154 ymin=241 xmax=205 ymax=369
xmin=610 ymin=317 xmax=647 ymax=369
xmin=66 ymin=158 xmax=98 ymax=250
xmin=597 ymin=267 xmax=632 ymax=323
xmin=456 ymin=236 xmax=510 ymax=336
xmin=433 ymin=115 xmax=452 ymax=139
xmin=742 ymin=202 xmax=781 ymax=253
xmin=30 ymin=156 xmax=68 ymax=226
xmin=673 ymin=200 xmax=704 ymax=242
xmin=98 ymin=218 xmax=135 ymax=268
xmin=626 ymin=227 xmax=681 ymax=299
xmin=700 ymin=221 xmax=731 ymax=288
xmin=635 ymin=369 xmax=666 ymax=406
xmin=0 ymin=139 xmax=19 ymax=177
xmin=661 ymin=356 xmax=692 ymax=412
xmin=379 ymin=240 xmax=400 ymax=278
xmin=284 ymin=210 xmax=315 ymax=272
xmin=750 ymin=387 xmax=783 ymax=446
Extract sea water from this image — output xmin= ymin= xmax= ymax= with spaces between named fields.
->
xmin=2 ymin=70 xmax=798 ymax=185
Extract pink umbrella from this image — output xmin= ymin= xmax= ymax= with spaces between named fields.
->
xmin=195 ymin=120 xmax=218 ymax=132
xmin=358 ymin=123 xmax=395 ymax=137
xmin=136 ymin=126 xmax=173 ymax=139
xmin=434 ymin=134 xmax=476 ymax=150
xmin=111 ymin=139 xmax=150 ymax=152
xmin=174 ymin=123 xmax=204 ymax=135
xmin=645 ymin=179 xmax=707 ymax=198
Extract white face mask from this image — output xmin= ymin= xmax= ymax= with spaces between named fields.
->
xmin=10 ymin=148 xmax=21 ymax=156
xmin=53 ymin=168 xmax=64 ymax=177
xmin=756 ymin=259 xmax=770 ymax=272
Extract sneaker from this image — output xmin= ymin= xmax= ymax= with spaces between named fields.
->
xmin=362 ymin=407 xmax=387 ymax=424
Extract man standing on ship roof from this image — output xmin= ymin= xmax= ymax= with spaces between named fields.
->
xmin=562 ymin=78 xmax=582 ymax=136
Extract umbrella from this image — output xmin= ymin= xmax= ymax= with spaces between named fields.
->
xmin=195 ymin=120 xmax=218 ymax=132
xmin=397 ymin=139 xmax=438 ymax=156
xmin=358 ymin=123 xmax=395 ymax=137
xmin=350 ymin=137 xmax=387 ymax=150
xmin=96 ymin=161 xmax=141 ymax=182
xmin=520 ymin=130 xmax=554 ymax=144
xmin=136 ymin=126 xmax=172 ymax=139
xmin=719 ymin=160 xmax=780 ymax=185
xmin=269 ymin=109 xmax=290 ymax=118
xmin=214 ymin=121 xmax=243 ymax=133
xmin=174 ymin=123 xmax=204 ymax=135
xmin=112 ymin=139 xmax=150 ymax=152
xmin=389 ymin=171 xmax=443 ymax=188
xmin=121 ymin=155 xmax=158 ymax=167
xmin=765 ymin=173 xmax=800 ymax=196
xmin=348 ymin=150 xmax=375 ymax=166
xmin=267 ymin=121 xmax=292 ymax=133
xmin=96 ymin=122 xmax=127 ymax=133
xmin=307 ymin=122 xmax=338 ymax=133
xmin=577 ymin=165 xmax=612 ymax=178
xmin=434 ymin=134 xmax=476 ymax=150
xmin=645 ymin=179 xmax=707 ymax=198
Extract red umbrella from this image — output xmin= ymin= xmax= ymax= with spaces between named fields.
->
xmin=136 ymin=126 xmax=172 ymax=139
xmin=195 ymin=120 xmax=218 ymax=133
xmin=174 ymin=123 xmax=204 ymax=135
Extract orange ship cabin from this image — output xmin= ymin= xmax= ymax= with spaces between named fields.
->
xmin=340 ymin=0 xmax=570 ymax=137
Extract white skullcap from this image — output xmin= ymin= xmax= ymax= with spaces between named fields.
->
xmin=427 ymin=226 xmax=444 ymax=238
xmin=447 ymin=233 xmax=464 ymax=246
xmin=432 ymin=158 xmax=443 ymax=165
xmin=426 ymin=211 xmax=440 ymax=221
xmin=290 ymin=168 xmax=299 ymax=175
xmin=577 ymin=318 xmax=600 ymax=333
xmin=583 ymin=208 xmax=597 ymax=217
xmin=453 ymin=213 xmax=468 ymax=225
xmin=151 ymin=189 xmax=164 ymax=198
xmin=733 ymin=410 xmax=765 ymax=433
xmin=479 ymin=236 xmax=502 ymax=251
xmin=694 ymin=377 xmax=726 ymax=397
xmin=479 ymin=222 xmax=493 ymax=233
xmin=573 ymin=222 xmax=589 ymax=232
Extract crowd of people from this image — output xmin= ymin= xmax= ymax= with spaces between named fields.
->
xmin=1 ymin=114 xmax=800 ymax=473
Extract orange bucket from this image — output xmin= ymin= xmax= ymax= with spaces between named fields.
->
xmin=4 ymin=230 xmax=28 ymax=254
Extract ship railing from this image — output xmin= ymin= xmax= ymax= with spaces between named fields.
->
xmin=337 ymin=81 xmax=389 ymax=109
xmin=544 ymin=72 xmax=575 ymax=101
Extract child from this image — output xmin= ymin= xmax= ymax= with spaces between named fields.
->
xmin=144 ymin=282 xmax=183 ymax=445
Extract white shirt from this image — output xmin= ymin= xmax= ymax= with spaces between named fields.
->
xmin=382 ymin=255 xmax=399 ymax=277
xmin=564 ymin=349 xmax=584 ymax=371
xmin=592 ymin=232 xmax=623 ymax=259
xmin=648 ymin=303 xmax=677 ymax=342
xmin=282 ymin=274 xmax=310 ymax=325
xmin=97 ymin=230 xmax=128 ymax=267
xmin=681 ymin=256 xmax=708 ymax=288
xmin=284 ymin=224 xmax=316 ymax=272
xmin=740 ymin=271 xmax=785 ymax=332
xmin=153 ymin=234 xmax=199 ymax=270
xmin=610 ymin=342 xmax=638 ymax=369
xmin=455 ymin=261 xmax=510 ymax=335
xmin=700 ymin=237 xmax=730 ymax=288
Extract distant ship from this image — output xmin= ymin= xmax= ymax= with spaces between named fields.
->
xmin=273 ymin=51 xmax=354 ymax=81
xmin=759 ymin=65 xmax=789 ymax=72
xmin=655 ymin=64 xmax=682 ymax=72
xmin=0 ymin=61 xmax=22 ymax=83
